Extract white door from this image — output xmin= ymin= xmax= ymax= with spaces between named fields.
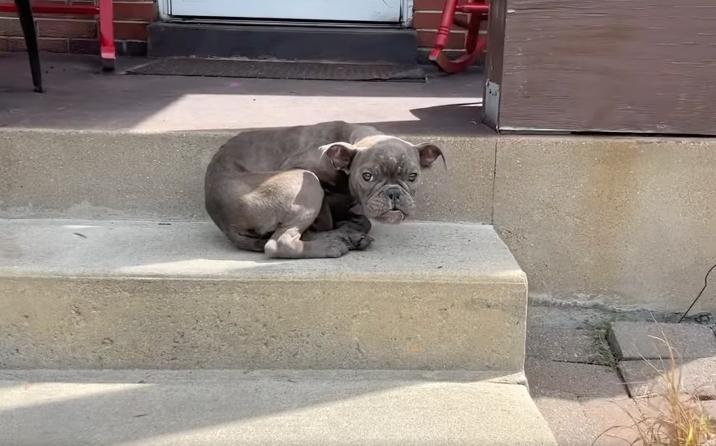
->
xmin=169 ymin=0 xmax=403 ymax=23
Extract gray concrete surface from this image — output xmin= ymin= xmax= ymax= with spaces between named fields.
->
xmin=527 ymin=359 xmax=626 ymax=399
xmin=0 ymin=130 xmax=496 ymax=223
xmin=527 ymin=326 xmax=613 ymax=365
xmin=0 ymin=53 xmax=489 ymax=136
xmin=494 ymin=137 xmax=716 ymax=312
xmin=525 ymin=359 xmax=633 ymax=446
xmin=524 ymin=304 xmax=640 ymax=446
xmin=0 ymin=369 xmax=557 ymax=446
xmin=609 ymin=321 xmax=716 ymax=360
xmin=619 ymin=357 xmax=716 ymax=399
xmin=0 ymin=219 xmax=527 ymax=370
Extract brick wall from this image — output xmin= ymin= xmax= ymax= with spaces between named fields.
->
xmin=0 ymin=0 xmax=157 ymax=55
xmin=0 ymin=1 xmax=472 ymax=58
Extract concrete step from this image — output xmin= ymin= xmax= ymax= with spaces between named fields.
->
xmin=0 ymin=369 xmax=556 ymax=445
xmin=0 ymin=129 xmax=494 ymax=224
xmin=0 ymin=219 xmax=527 ymax=371
xmin=148 ymin=23 xmax=419 ymax=65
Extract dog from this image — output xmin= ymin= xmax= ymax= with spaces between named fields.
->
xmin=205 ymin=121 xmax=444 ymax=258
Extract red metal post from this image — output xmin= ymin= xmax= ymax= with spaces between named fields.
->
xmin=0 ymin=1 xmax=115 ymax=70
xmin=429 ymin=0 xmax=489 ymax=73
xmin=98 ymin=0 xmax=116 ymax=70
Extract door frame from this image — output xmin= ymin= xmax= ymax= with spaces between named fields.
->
xmin=157 ymin=0 xmax=415 ymax=27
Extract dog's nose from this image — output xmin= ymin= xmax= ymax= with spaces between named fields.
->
xmin=385 ymin=187 xmax=401 ymax=201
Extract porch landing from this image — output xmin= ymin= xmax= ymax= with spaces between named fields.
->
xmin=0 ymin=52 xmax=490 ymax=136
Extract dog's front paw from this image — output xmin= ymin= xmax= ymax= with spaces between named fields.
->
xmin=344 ymin=231 xmax=373 ymax=251
xmin=323 ymin=239 xmax=351 ymax=258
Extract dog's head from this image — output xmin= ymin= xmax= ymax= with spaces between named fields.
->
xmin=321 ymin=135 xmax=444 ymax=223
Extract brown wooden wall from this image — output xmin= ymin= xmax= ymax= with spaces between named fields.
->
xmin=485 ymin=0 xmax=716 ymax=135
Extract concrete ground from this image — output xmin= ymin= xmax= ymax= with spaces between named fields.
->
xmin=0 ymin=52 xmax=491 ymax=136
xmin=526 ymin=304 xmax=716 ymax=446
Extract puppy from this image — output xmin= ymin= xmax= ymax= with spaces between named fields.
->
xmin=205 ymin=121 xmax=444 ymax=258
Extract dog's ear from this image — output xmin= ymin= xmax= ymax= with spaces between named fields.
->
xmin=321 ymin=142 xmax=359 ymax=171
xmin=415 ymin=142 xmax=446 ymax=169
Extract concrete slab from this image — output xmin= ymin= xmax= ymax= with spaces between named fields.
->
xmin=619 ymin=357 xmax=716 ymax=399
xmin=0 ymin=219 xmax=527 ymax=370
xmin=0 ymin=129 xmax=496 ymax=223
xmin=0 ymin=53 xmax=490 ymax=136
xmin=527 ymin=326 xmax=613 ymax=365
xmin=609 ymin=321 xmax=716 ymax=360
xmin=493 ymin=136 xmax=716 ymax=312
xmin=0 ymin=369 xmax=557 ymax=446
xmin=526 ymin=359 xmax=626 ymax=399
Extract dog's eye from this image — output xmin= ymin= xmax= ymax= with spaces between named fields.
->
xmin=362 ymin=172 xmax=373 ymax=181
xmin=408 ymin=172 xmax=418 ymax=182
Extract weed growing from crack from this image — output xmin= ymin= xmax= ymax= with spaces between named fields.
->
xmin=593 ymin=335 xmax=715 ymax=446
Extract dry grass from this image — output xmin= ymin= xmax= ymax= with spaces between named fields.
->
xmin=594 ymin=335 xmax=716 ymax=446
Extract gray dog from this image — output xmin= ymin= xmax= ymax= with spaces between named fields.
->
xmin=205 ymin=121 xmax=444 ymax=258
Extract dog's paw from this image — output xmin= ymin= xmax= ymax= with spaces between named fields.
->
xmin=342 ymin=231 xmax=373 ymax=251
xmin=323 ymin=239 xmax=351 ymax=258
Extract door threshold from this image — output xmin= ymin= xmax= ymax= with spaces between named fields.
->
xmin=163 ymin=17 xmax=405 ymax=29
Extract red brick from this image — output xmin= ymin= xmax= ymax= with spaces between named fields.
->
xmin=414 ymin=0 xmax=466 ymax=11
xmin=416 ymin=29 xmax=466 ymax=49
xmin=37 ymin=18 xmax=97 ymax=38
xmin=114 ymin=2 xmax=156 ymax=20
xmin=69 ymin=37 xmax=99 ymax=54
xmin=0 ymin=17 xmax=27 ymax=37
xmin=413 ymin=11 xmax=468 ymax=29
xmin=114 ymin=20 xmax=148 ymax=40
xmin=7 ymin=36 xmax=69 ymax=52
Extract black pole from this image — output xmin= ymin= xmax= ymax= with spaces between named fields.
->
xmin=14 ymin=0 xmax=43 ymax=93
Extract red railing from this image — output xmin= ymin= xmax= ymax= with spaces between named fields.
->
xmin=0 ymin=1 xmax=116 ymax=69
xmin=429 ymin=0 xmax=489 ymax=73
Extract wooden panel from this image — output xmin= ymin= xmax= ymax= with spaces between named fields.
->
xmin=485 ymin=0 xmax=506 ymax=86
xmin=496 ymin=0 xmax=716 ymax=135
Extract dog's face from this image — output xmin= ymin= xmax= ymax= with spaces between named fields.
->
xmin=322 ymin=136 xmax=444 ymax=223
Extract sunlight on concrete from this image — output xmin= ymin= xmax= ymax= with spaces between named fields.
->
xmin=130 ymin=94 xmax=482 ymax=133
xmin=116 ymin=258 xmax=287 ymax=275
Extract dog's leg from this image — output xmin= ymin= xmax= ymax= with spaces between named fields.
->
xmin=337 ymin=214 xmax=372 ymax=234
xmin=262 ymin=170 xmax=357 ymax=259
xmin=321 ymin=191 xmax=372 ymax=234
xmin=301 ymin=192 xmax=372 ymax=251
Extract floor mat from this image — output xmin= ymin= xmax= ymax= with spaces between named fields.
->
xmin=126 ymin=58 xmax=426 ymax=82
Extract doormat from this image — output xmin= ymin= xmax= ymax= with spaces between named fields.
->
xmin=126 ymin=58 xmax=426 ymax=82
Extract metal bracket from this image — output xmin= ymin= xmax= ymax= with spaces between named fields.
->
xmin=483 ymin=80 xmax=501 ymax=129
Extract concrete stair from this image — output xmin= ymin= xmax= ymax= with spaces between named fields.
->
xmin=0 ymin=370 xmax=554 ymax=446
xmin=0 ymin=219 xmax=525 ymax=371
xmin=0 ymin=54 xmax=556 ymax=445
xmin=0 ymin=219 xmax=555 ymax=444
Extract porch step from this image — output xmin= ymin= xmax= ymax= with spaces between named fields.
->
xmin=0 ymin=219 xmax=527 ymax=371
xmin=0 ymin=129 xmax=494 ymax=224
xmin=0 ymin=369 xmax=556 ymax=445
xmin=148 ymin=23 xmax=419 ymax=64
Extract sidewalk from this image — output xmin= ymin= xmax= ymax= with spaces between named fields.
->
xmin=527 ymin=304 xmax=716 ymax=445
